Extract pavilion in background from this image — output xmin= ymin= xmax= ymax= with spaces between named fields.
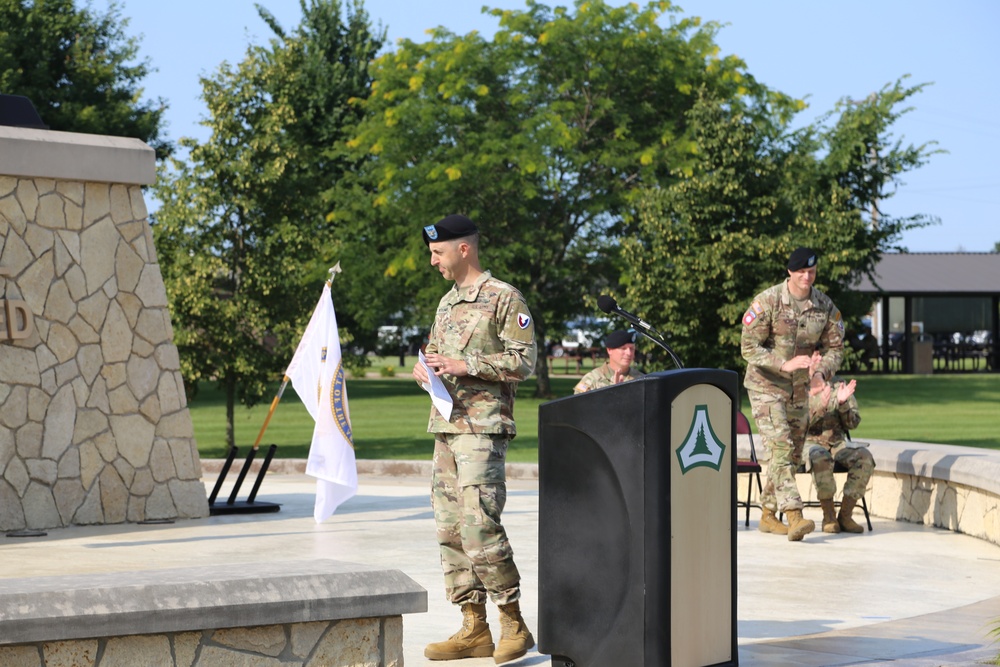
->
xmin=852 ymin=252 xmax=999 ymax=374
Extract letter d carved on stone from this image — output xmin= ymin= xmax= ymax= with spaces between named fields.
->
xmin=1 ymin=266 xmax=35 ymax=341
xmin=3 ymin=299 xmax=34 ymax=341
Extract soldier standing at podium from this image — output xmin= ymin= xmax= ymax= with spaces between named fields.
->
xmin=412 ymin=214 xmax=537 ymax=664
xmin=740 ymin=247 xmax=844 ymax=542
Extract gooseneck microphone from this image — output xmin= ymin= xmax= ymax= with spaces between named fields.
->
xmin=597 ymin=295 xmax=654 ymax=333
xmin=597 ymin=295 xmax=684 ymax=369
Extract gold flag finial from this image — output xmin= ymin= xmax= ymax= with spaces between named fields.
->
xmin=326 ymin=262 xmax=342 ymax=285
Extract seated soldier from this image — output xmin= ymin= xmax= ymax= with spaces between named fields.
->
xmin=573 ymin=329 xmax=644 ymax=394
xmin=806 ymin=375 xmax=875 ymax=533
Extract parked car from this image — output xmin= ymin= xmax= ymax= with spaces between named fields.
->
xmin=549 ymin=317 xmax=609 ymax=357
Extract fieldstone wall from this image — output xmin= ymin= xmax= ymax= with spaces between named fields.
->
xmin=870 ymin=472 xmax=1000 ymax=545
xmin=0 ymin=617 xmax=403 ymax=667
xmin=737 ymin=436 xmax=1000 ymax=546
xmin=0 ymin=126 xmax=208 ymax=530
xmin=0 ymin=560 xmax=424 ymax=667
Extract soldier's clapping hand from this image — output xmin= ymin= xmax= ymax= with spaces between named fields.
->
xmin=836 ymin=379 xmax=857 ymax=404
xmin=781 ymin=354 xmax=815 ymax=374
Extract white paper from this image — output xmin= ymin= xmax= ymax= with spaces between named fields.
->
xmin=419 ymin=350 xmax=454 ymax=421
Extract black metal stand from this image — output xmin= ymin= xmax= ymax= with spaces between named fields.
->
xmin=596 ymin=295 xmax=684 ymax=369
xmin=208 ymin=444 xmax=282 ymax=515
xmin=636 ymin=327 xmax=684 ymax=370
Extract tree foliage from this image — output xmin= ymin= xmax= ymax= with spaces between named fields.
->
xmin=152 ymin=0 xmax=383 ymax=448
xmin=0 ymin=0 xmax=170 ymax=156
xmin=332 ymin=0 xmax=795 ymax=395
xmin=623 ymin=79 xmax=937 ymax=372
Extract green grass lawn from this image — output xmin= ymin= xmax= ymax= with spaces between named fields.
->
xmin=839 ymin=374 xmax=1000 ymax=449
xmin=189 ymin=369 xmax=1000 ymax=462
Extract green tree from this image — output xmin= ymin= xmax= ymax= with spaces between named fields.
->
xmin=783 ymin=78 xmax=939 ymax=327
xmin=153 ymin=0 xmax=382 ymax=449
xmin=623 ymin=79 xmax=937 ymax=372
xmin=624 ymin=92 xmax=791 ymax=371
xmin=332 ymin=0 xmax=794 ymax=395
xmin=256 ymin=0 xmax=391 ymax=354
xmin=0 ymin=0 xmax=170 ymax=157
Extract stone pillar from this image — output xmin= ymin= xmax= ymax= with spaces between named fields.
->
xmin=0 ymin=126 xmax=208 ymax=530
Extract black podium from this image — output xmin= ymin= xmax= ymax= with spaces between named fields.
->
xmin=538 ymin=369 xmax=738 ymax=667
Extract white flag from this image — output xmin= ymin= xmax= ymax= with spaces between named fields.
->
xmin=285 ymin=282 xmax=358 ymax=522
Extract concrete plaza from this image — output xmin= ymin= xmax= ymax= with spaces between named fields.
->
xmin=3 ymin=470 xmax=1000 ymax=666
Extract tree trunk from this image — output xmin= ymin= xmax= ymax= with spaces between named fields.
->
xmin=533 ymin=320 xmax=552 ymax=398
xmin=534 ymin=357 xmax=552 ymax=398
xmin=225 ymin=376 xmax=236 ymax=451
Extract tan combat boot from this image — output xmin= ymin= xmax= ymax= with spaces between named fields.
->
xmin=785 ymin=509 xmax=815 ymax=542
xmin=424 ymin=602 xmax=494 ymax=660
xmin=838 ymin=496 xmax=865 ymax=534
xmin=494 ymin=601 xmax=534 ymax=664
xmin=758 ymin=507 xmax=788 ymax=535
xmin=819 ymin=498 xmax=841 ymax=533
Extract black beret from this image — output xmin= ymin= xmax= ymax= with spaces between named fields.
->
xmin=422 ymin=214 xmax=479 ymax=244
xmin=604 ymin=329 xmax=636 ymax=349
xmin=787 ymin=247 xmax=818 ymax=271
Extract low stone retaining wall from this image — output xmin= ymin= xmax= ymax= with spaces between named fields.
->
xmin=210 ymin=444 xmax=1000 ymax=546
xmin=864 ymin=439 xmax=1000 ymax=547
xmin=0 ymin=559 xmax=425 ymax=666
xmin=736 ymin=437 xmax=1000 ymax=546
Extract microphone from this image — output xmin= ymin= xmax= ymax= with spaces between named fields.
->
xmin=597 ymin=295 xmax=654 ymax=333
xmin=597 ymin=295 xmax=685 ymax=369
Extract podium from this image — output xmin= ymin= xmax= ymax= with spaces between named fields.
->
xmin=538 ymin=369 xmax=738 ymax=667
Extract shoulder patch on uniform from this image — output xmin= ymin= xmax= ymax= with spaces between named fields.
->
xmin=832 ymin=307 xmax=844 ymax=334
xmin=517 ymin=313 xmax=531 ymax=329
xmin=743 ymin=300 xmax=763 ymax=326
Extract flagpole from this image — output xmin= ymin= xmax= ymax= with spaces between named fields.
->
xmin=250 ymin=263 xmax=342 ymax=451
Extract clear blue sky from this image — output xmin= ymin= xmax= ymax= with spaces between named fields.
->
xmin=119 ymin=0 xmax=1000 ymax=252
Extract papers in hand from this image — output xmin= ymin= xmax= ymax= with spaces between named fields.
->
xmin=419 ymin=350 xmax=454 ymax=421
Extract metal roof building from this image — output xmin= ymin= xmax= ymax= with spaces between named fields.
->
xmin=853 ymin=253 xmax=999 ymax=373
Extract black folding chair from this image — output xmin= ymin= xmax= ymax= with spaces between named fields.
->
xmin=735 ymin=412 xmax=763 ymax=527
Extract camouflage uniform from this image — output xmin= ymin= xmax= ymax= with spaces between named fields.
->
xmin=572 ymin=362 xmax=644 ymax=394
xmin=806 ymin=376 xmax=874 ymax=501
xmin=425 ymin=270 xmax=536 ymax=606
xmin=741 ymin=280 xmax=844 ymax=512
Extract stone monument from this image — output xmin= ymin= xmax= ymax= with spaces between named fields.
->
xmin=0 ymin=123 xmax=208 ymax=530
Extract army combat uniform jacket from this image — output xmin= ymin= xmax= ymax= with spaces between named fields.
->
xmin=805 ymin=376 xmax=873 ymax=501
xmin=806 ymin=376 xmax=861 ymax=453
xmin=425 ymin=271 xmax=536 ymax=435
xmin=572 ymin=363 xmax=644 ymax=394
xmin=741 ymin=280 xmax=845 ymax=399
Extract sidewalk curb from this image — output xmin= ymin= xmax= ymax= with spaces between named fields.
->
xmin=200 ymin=458 xmax=539 ymax=480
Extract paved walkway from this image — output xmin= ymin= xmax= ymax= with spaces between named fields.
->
xmin=3 ymin=472 xmax=1000 ymax=666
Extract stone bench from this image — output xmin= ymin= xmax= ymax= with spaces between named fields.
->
xmin=0 ymin=559 xmax=426 ymax=666
xmin=864 ymin=438 xmax=1000 ymax=546
xmin=737 ymin=436 xmax=1000 ymax=546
